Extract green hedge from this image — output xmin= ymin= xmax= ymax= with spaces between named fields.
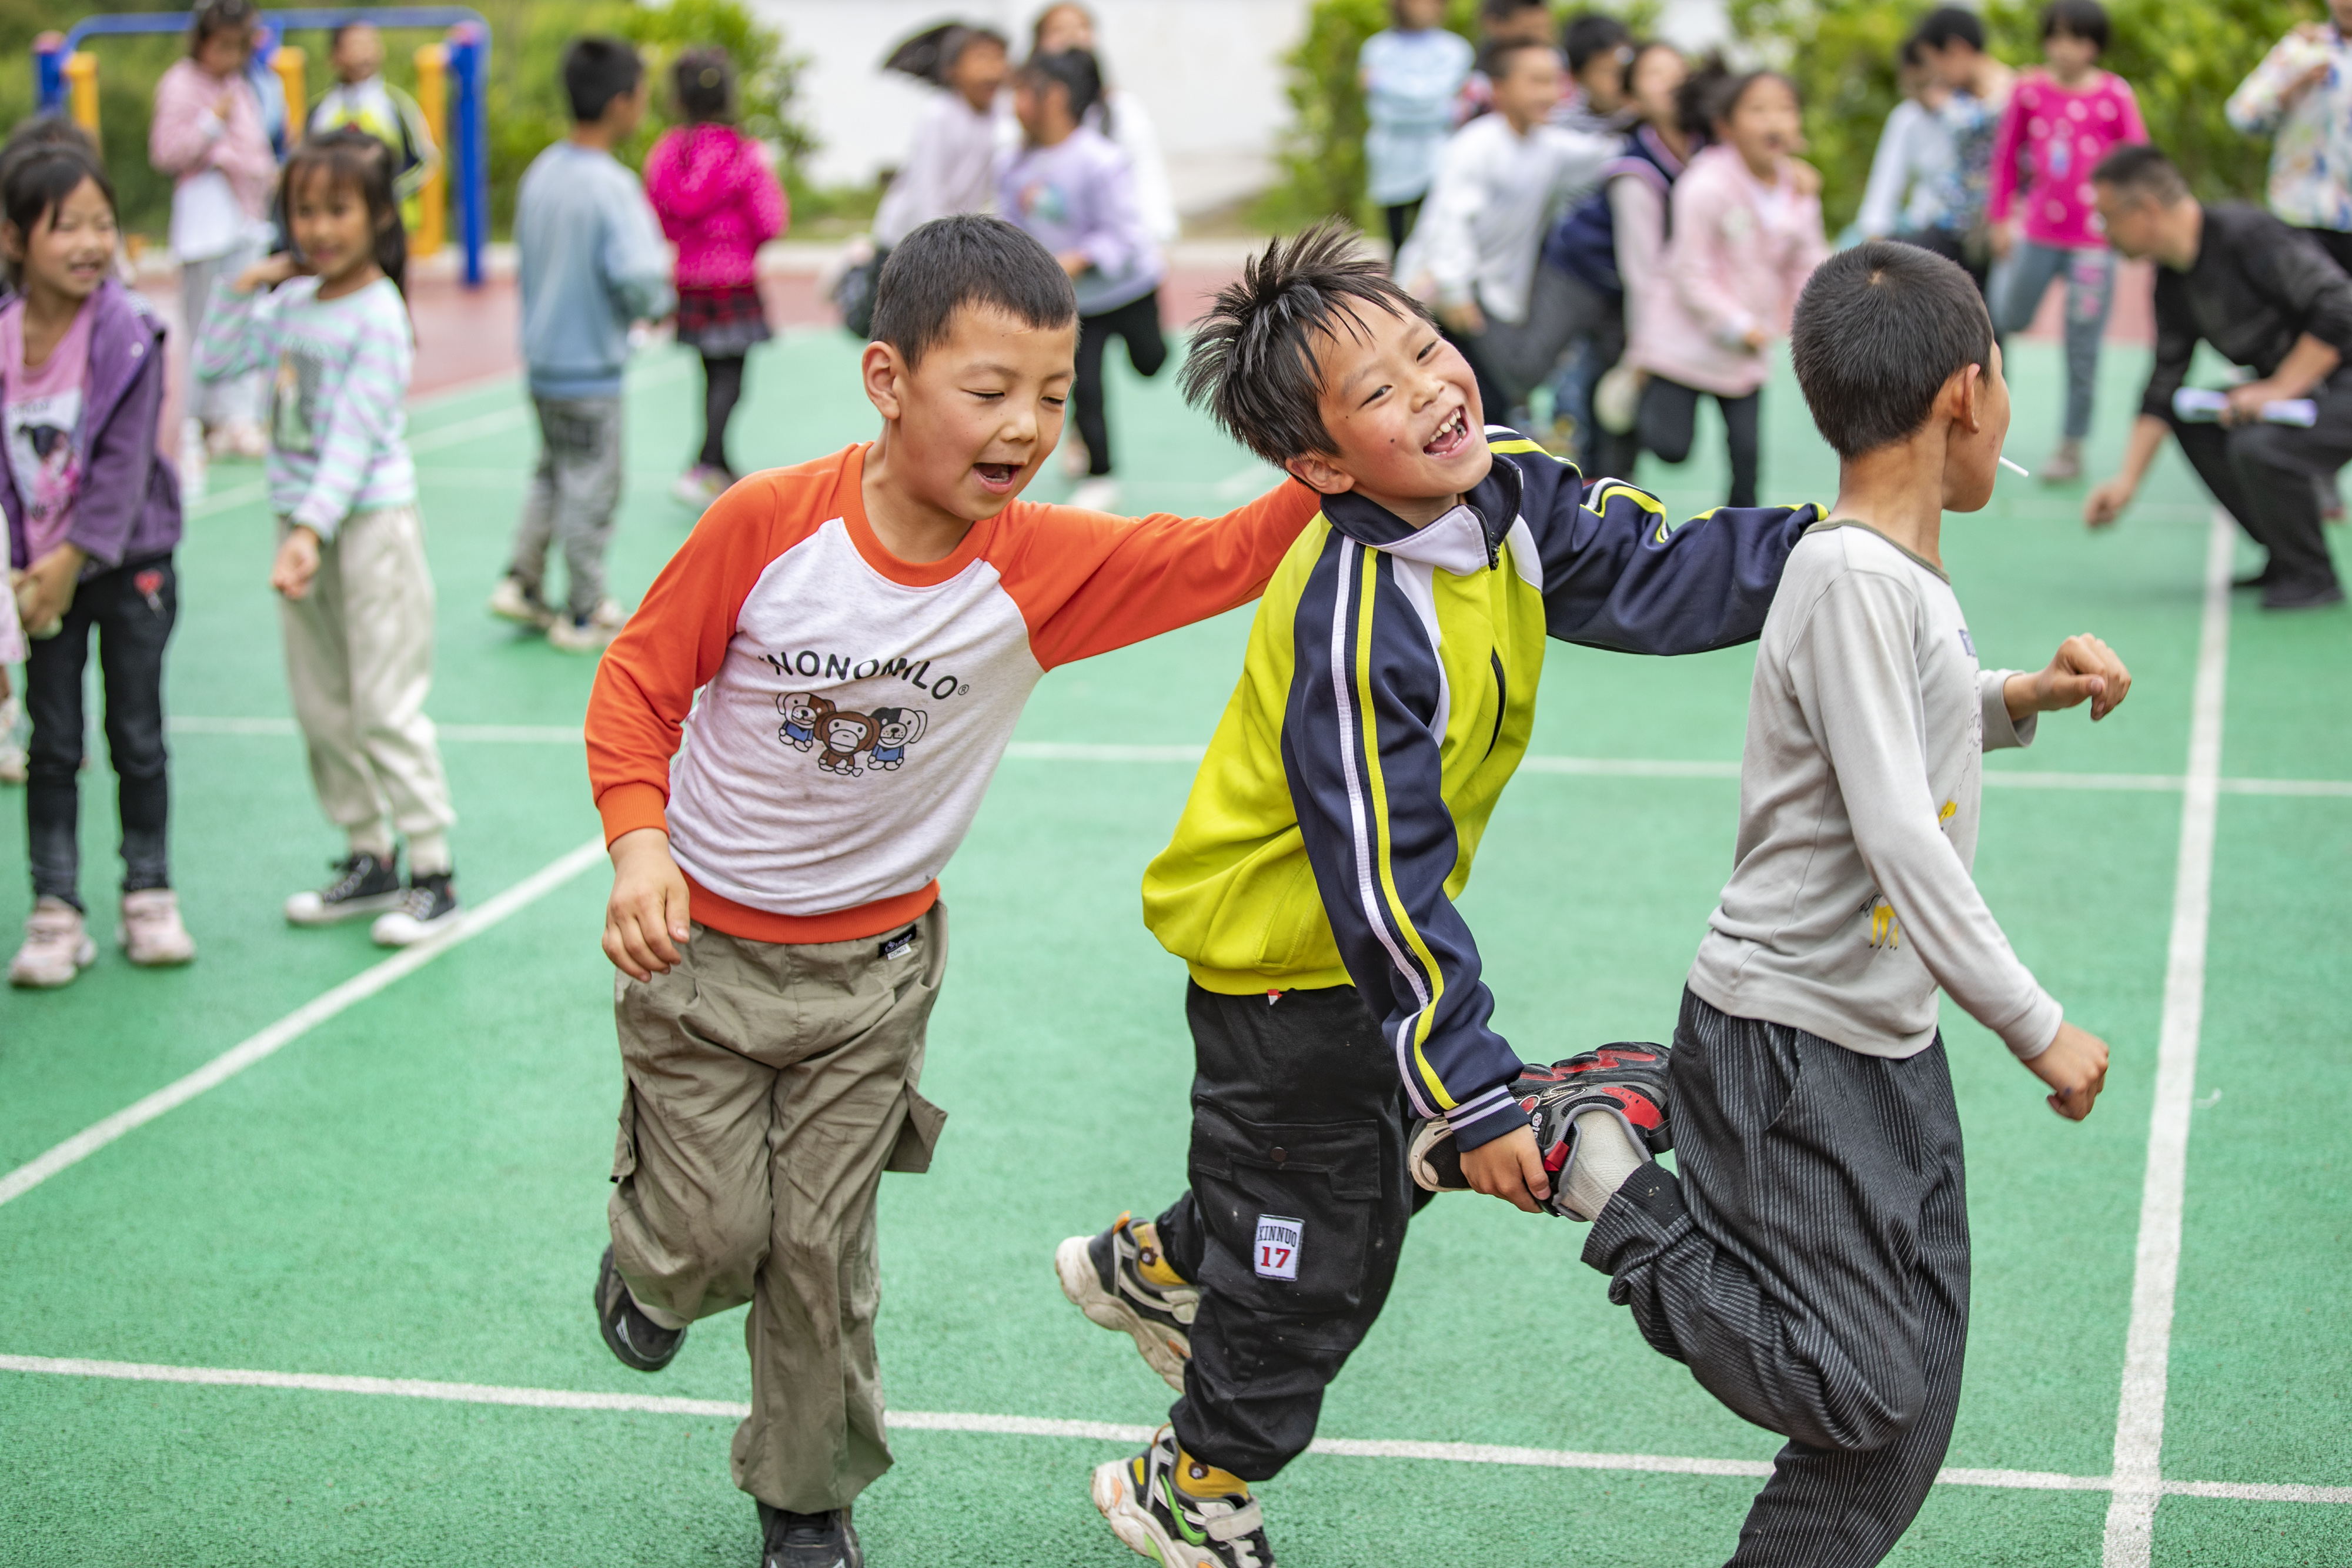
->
xmin=1730 ymin=0 xmax=2311 ymax=233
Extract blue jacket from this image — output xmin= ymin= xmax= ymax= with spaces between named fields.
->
xmin=1142 ymin=430 xmax=1819 ymax=1150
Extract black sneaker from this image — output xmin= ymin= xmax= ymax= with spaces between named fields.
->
xmin=369 ymin=871 xmax=460 ymax=948
xmin=283 ymin=851 xmax=405 ymax=927
xmin=1408 ymin=1042 xmax=1673 ymax=1207
xmin=758 ymin=1503 xmax=863 ymax=1568
xmin=594 ymin=1245 xmax=687 ymax=1372
xmin=1093 ymin=1426 xmax=1274 ymax=1568
xmin=2261 ymin=578 xmax=2346 ymax=611
xmin=1057 ymin=1212 xmax=1200 ymax=1390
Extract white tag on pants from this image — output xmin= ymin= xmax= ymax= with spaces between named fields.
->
xmin=1253 ymin=1214 xmax=1304 ymax=1281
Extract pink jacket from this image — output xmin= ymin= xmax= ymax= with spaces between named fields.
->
xmin=1987 ymin=71 xmax=2146 ymax=250
xmin=148 ymin=58 xmax=276 ymax=219
xmin=644 ymin=123 xmax=788 ymax=292
xmin=1631 ymin=143 xmax=1827 ymax=398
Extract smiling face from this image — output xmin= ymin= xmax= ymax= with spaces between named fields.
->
xmin=1288 ymin=302 xmax=1488 ymax=527
xmin=288 ymin=166 xmax=381 ymax=287
xmin=863 ymin=302 xmax=1077 ymax=523
xmin=5 ymin=176 xmax=118 ymax=305
xmin=1490 ymin=44 xmax=1565 ymax=131
xmin=1626 ymin=44 xmax=1687 ymax=128
xmin=1721 ymin=75 xmax=1802 ymax=173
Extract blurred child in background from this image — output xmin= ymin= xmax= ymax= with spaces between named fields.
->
xmin=1857 ymin=39 xmax=1954 ymax=243
xmin=1454 ymin=0 xmax=1557 ymax=123
xmin=2229 ymin=0 xmax=2352 ymax=273
xmin=1033 ymin=4 xmax=1180 ymax=247
xmin=490 ymin=38 xmax=673 ymax=654
xmin=1912 ymin=6 xmax=2014 ymax=296
xmin=151 ymin=0 xmax=278 ymax=461
xmin=0 ymin=553 xmax=21 ymax=787
xmin=1004 ymin=47 xmax=1165 ymax=513
xmin=1358 ymin=0 xmax=1474 ymax=252
xmin=1558 ymin=11 xmax=1635 ymax=135
xmin=873 ymin=24 xmax=1010 ymax=251
xmin=646 ymin=47 xmax=786 ymax=509
xmin=308 ymin=20 xmax=441 ymax=237
xmin=1986 ymin=0 xmax=2144 ymax=482
xmin=1631 ymin=69 xmax=1826 ymax=507
xmin=198 ymin=131 xmax=461 ymax=947
xmin=2 ymin=145 xmax=191 ymax=987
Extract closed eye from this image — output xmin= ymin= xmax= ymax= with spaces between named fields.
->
xmin=1359 ymin=383 xmax=1391 ymax=409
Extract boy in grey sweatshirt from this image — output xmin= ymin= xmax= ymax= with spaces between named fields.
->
xmin=492 ymin=38 xmax=675 ymax=652
xmin=1547 ymin=243 xmax=2124 ymax=1567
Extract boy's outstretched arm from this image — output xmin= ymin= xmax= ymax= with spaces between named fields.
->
xmin=1019 ymin=479 xmax=1324 ymax=668
xmin=1514 ymin=452 xmax=1823 ymax=654
xmin=1284 ymin=539 xmax=1546 ymax=1208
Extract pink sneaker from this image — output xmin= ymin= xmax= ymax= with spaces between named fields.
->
xmin=119 ymin=888 xmax=196 ymax=967
xmin=9 ymin=897 xmax=96 ymax=988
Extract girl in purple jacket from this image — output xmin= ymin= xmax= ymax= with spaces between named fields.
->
xmin=0 ymin=145 xmax=190 ymax=987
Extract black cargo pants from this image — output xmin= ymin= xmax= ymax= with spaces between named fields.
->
xmin=1151 ymin=981 xmax=1434 ymax=1480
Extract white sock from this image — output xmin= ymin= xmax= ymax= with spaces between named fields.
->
xmin=1561 ymin=1109 xmax=1647 ymax=1222
xmin=348 ymin=824 xmax=394 ymax=860
xmin=406 ymin=831 xmax=452 ymax=876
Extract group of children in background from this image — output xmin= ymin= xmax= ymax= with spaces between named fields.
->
xmin=3 ymin=19 xmax=776 ymax=988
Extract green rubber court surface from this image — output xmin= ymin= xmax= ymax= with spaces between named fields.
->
xmin=0 ymin=329 xmax=2346 ymax=1567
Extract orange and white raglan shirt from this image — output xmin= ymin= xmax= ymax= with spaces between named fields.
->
xmin=587 ymin=442 xmax=1320 ymax=944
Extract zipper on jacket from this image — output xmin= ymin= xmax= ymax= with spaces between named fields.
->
xmin=1486 ymin=651 xmax=1508 ymax=757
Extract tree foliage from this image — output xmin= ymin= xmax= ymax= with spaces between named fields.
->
xmin=1729 ymin=0 xmax=2314 ymax=233
xmin=1261 ymin=0 xmax=1658 ymax=231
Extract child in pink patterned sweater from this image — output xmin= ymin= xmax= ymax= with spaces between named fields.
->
xmin=643 ymin=48 xmax=787 ymax=507
xmin=1985 ymin=0 xmax=2145 ymax=480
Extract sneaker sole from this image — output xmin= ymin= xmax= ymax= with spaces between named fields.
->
xmin=1057 ymin=1235 xmax=1190 ymax=1392
xmin=371 ymin=912 xmax=462 ymax=948
xmin=285 ymin=891 xmax=407 ymax=927
xmin=1093 ymin=1456 xmax=1217 ymax=1568
xmin=595 ymin=1247 xmax=685 ymax=1373
xmin=118 ymin=935 xmax=196 ymax=967
xmin=9 ymin=934 xmax=98 ymax=988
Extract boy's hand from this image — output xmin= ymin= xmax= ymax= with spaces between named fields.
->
xmin=2083 ymin=475 xmax=2134 ymax=527
xmin=1989 ymin=220 xmax=2016 ymax=260
xmin=2028 ymin=1019 xmax=2110 ymax=1121
xmin=2006 ymin=633 xmax=2131 ymax=722
xmin=269 ymin=527 xmax=320 ymax=600
xmin=605 ymin=828 xmax=691 ymax=981
xmin=17 ymin=542 xmax=86 ymax=631
xmin=234 ymin=252 xmax=302 ymax=293
xmin=1461 ymin=1123 xmax=1551 ymax=1212
xmin=1436 ymin=298 xmax=1487 ymax=337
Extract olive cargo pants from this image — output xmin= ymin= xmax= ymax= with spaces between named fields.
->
xmin=607 ymin=903 xmax=948 ymax=1513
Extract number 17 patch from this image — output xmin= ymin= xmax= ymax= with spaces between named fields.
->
xmin=1254 ymin=1214 xmax=1304 ymax=1281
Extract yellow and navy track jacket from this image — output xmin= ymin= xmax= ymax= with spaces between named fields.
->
xmin=1142 ymin=429 xmax=1822 ymax=1151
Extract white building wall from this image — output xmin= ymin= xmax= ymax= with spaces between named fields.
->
xmin=756 ymin=0 xmax=1314 ymax=215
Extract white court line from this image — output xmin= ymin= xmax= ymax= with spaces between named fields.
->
xmin=3 ymin=1355 xmax=2347 ymax=1505
xmin=0 ymin=837 xmax=606 ymax=1212
xmin=162 ymin=724 xmax=2352 ymax=798
xmin=2102 ymin=509 xmax=2235 ymax=1566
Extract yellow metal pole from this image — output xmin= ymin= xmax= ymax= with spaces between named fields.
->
xmin=412 ymin=44 xmax=447 ymax=256
xmin=272 ymin=45 xmax=306 ymax=139
xmin=64 ymin=51 xmax=99 ymax=140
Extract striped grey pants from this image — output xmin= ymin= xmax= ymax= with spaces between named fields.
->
xmin=1583 ymin=989 xmax=1969 ymax=1567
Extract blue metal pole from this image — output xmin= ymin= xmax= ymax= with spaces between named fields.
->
xmin=450 ymin=21 xmax=487 ymax=288
xmin=34 ymin=33 xmax=66 ymax=119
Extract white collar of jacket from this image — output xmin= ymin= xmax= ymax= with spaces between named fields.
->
xmin=1321 ymin=448 xmax=1526 ymax=576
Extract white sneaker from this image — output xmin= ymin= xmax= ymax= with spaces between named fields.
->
xmin=487 ymin=575 xmax=557 ymax=630
xmin=1067 ymin=476 xmax=1123 ymax=514
xmin=370 ymin=872 xmax=460 ymax=947
xmin=1593 ymin=360 xmax=1644 ymax=436
xmin=1061 ymin=436 xmax=1091 ymax=479
xmin=669 ymin=466 xmax=730 ymax=508
xmin=547 ymin=598 xmax=627 ymax=654
xmin=9 ymin=897 xmax=96 ymax=988
xmin=118 ymin=888 xmax=196 ymax=967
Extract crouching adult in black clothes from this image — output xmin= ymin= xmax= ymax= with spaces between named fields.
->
xmin=2083 ymin=144 xmax=2352 ymax=609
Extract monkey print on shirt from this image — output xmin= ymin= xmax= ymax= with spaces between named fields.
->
xmin=778 ymin=691 xmax=929 ymax=780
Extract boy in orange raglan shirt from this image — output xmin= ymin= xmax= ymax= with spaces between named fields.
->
xmin=582 ymin=215 xmax=1320 ymax=1568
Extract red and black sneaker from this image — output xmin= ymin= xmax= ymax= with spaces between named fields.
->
xmin=1407 ymin=1042 xmax=1673 ymax=1200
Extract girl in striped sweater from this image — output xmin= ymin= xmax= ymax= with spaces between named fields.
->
xmin=195 ymin=129 xmax=460 ymax=947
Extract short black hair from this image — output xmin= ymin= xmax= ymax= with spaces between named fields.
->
xmin=1180 ymin=219 xmax=1429 ymax=464
xmin=1482 ymin=36 xmax=1559 ymax=82
xmin=1019 ymin=48 xmax=1105 ymax=125
xmin=1 ymin=143 xmax=116 ymax=290
xmin=1483 ymin=0 xmax=1548 ymax=18
xmin=1791 ymin=240 xmax=1994 ymax=459
xmin=1708 ymin=68 xmax=1799 ymax=128
xmin=2041 ymin=0 xmax=2110 ymax=51
xmin=868 ymin=215 xmax=1078 ymax=369
xmin=328 ymin=19 xmax=376 ymax=52
xmin=1900 ymin=36 xmax=1925 ymax=69
xmin=2092 ymin=142 xmax=2190 ymax=205
xmin=1564 ymin=13 xmax=1633 ymax=75
xmin=563 ymin=37 xmax=643 ymax=124
xmin=1913 ymin=6 xmax=1987 ymax=52
xmin=188 ymin=0 xmax=256 ymax=56
xmin=671 ymin=47 xmax=735 ymax=123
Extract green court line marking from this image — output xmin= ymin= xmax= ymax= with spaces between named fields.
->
xmin=156 ymin=723 xmax=2352 ymax=797
xmin=4 ymin=1355 xmax=2347 ymax=1506
xmin=0 ymin=837 xmax=606 ymax=1213
xmin=2103 ymin=510 xmax=2234 ymax=1567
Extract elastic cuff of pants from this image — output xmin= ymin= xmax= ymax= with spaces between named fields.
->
xmin=406 ymin=831 xmax=452 ymax=876
xmin=347 ymin=824 xmax=395 ymax=860
xmin=633 ymin=1296 xmax=689 ymax=1332
xmin=33 ymin=888 xmax=85 ymax=913
xmin=1579 ymin=1159 xmax=1687 ymax=1275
